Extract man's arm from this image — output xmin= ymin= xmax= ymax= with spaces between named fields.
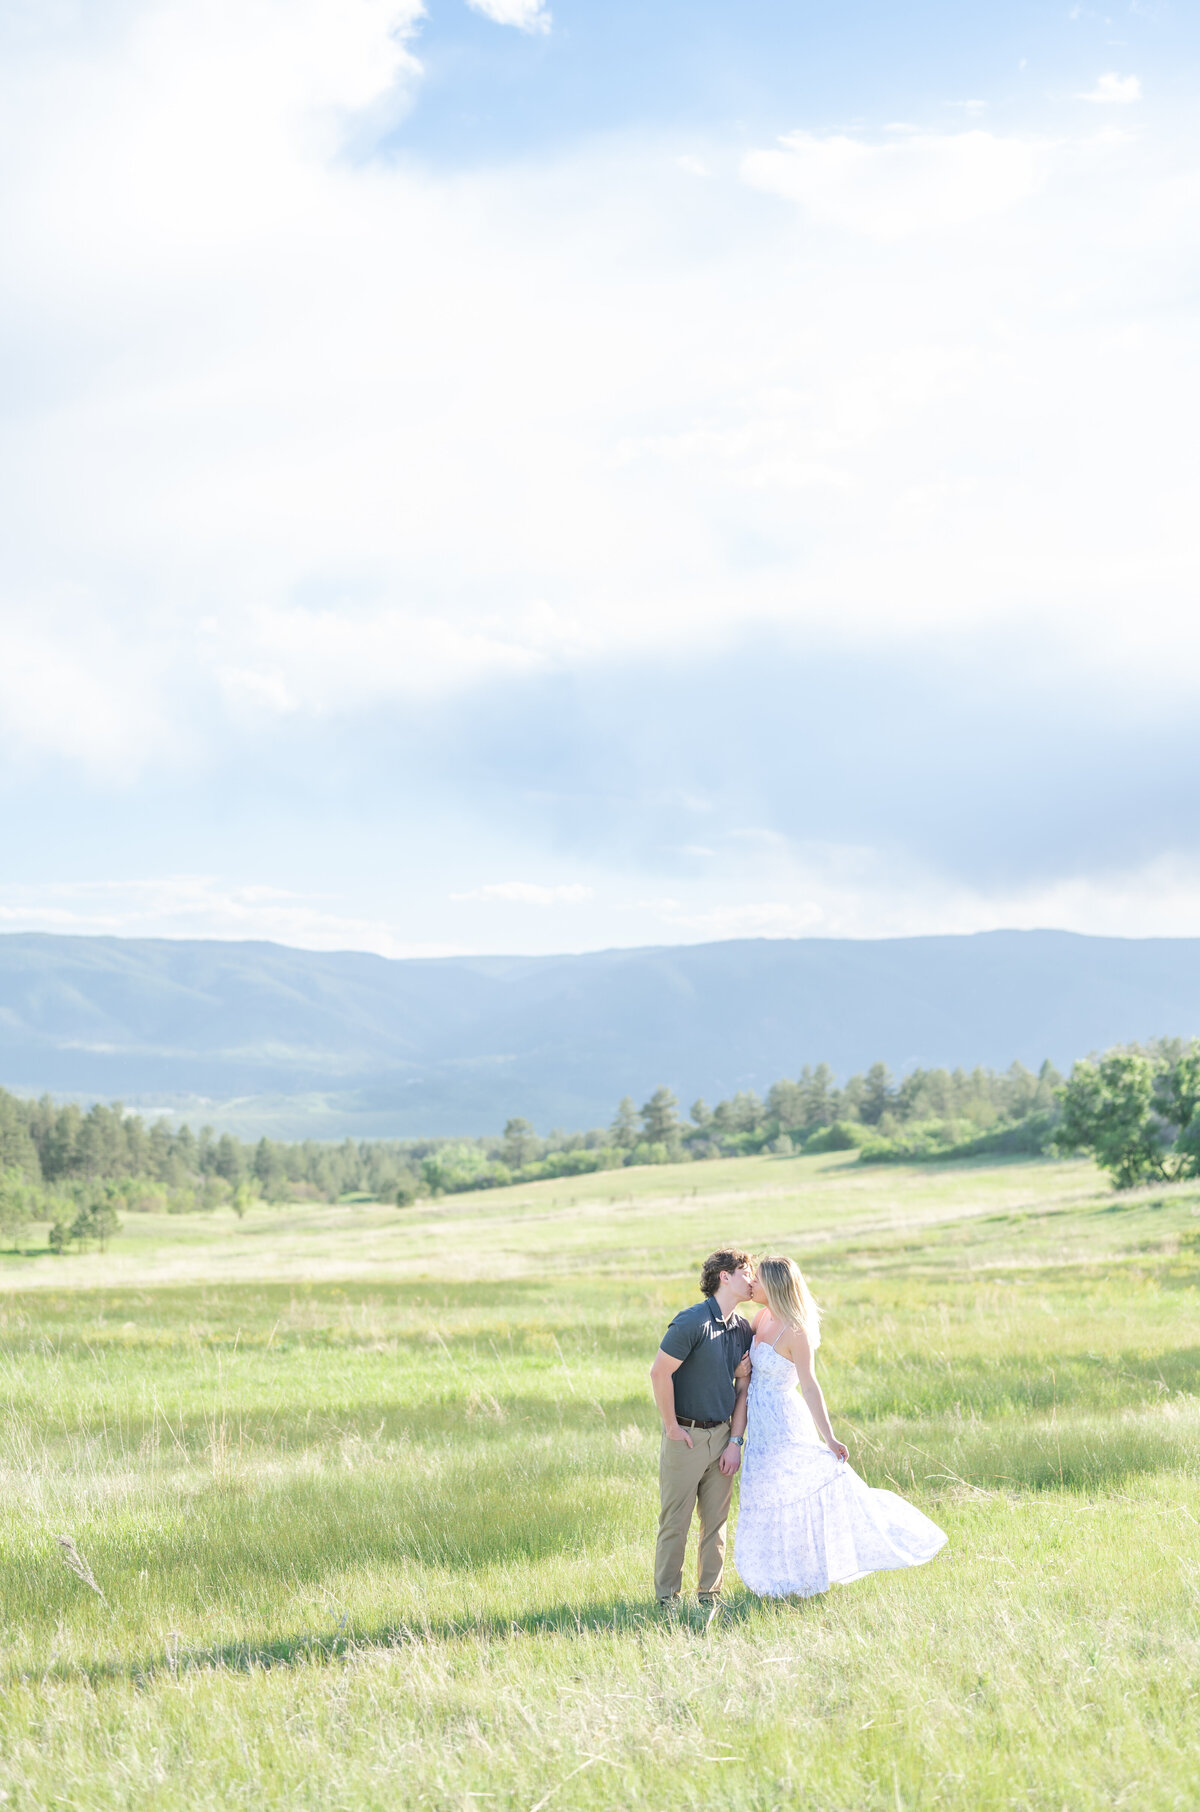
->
xmin=731 ymin=1355 xmax=750 ymax=1440
xmin=649 ymin=1348 xmax=693 ymax=1447
xmin=718 ymin=1359 xmax=750 ymax=1476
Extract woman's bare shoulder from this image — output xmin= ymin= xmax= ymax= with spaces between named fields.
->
xmin=778 ymin=1321 xmax=814 ymax=1367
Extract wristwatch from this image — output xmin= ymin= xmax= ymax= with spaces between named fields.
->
xmin=729 ymin=1435 xmax=744 ymax=1447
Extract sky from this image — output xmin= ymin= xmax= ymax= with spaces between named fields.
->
xmin=1 ymin=0 xmax=1199 ymax=958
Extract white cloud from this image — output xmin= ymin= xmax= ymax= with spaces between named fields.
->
xmin=740 ymin=129 xmax=1044 ymax=238
xmin=0 ymin=878 xmax=461 ymax=957
xmin=0 ymin=8 xmax=1197 ymax=799
xmin=12 ymin=850 xmax=1200 ymax=960
xmin=1079 ymin=72 xmax=1141 ymax=103
xmin=0 ymin=619 xmax=175 ymax=778
xmin=644 ymin=852 xmax=1200 ymax=946
xmin=6 ymin=0 xmax=425 ymax=259
xmin=660 ymin=901 xmax=827 ymax=940
xmin=450 ymin=883 xmax=594 ymax=906
xmin=466 ymin=0 xmax=550 ymax=32
xmin=218 ymin=609 xmax=545 ymax=717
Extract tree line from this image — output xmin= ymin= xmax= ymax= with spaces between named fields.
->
xmin=1 ymin=1039 xmax=1195 ymax=1252
xmin=0 ymin=1055 xmax=1062 ymax=1245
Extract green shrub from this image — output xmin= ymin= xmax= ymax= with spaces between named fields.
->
xmin=0 ymin=1171 xmax=34 ymax=1250
xmin=859 ymin=1111 xmax=1059 ymax=1166
xmin=805 ymin=1120 xmax=871 ymax=1153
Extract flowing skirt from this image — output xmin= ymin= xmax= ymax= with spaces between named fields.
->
xmin=734 ymin=1387 xmax=947 ymax=1598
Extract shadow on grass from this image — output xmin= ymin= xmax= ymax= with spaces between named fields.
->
xmin=0 ymin=1394 xmax=656 ymax=1455
xmin=867 ymin=1406 xmax=1200 ymax=1496
xmin=24 ymin=1592 xmax=778 ymax=1690
xmin=834 ymin=1345 xmax=1200 ymax=1423
xmin=0 ymin=1276 xmax=625 ymax=1343
xmin=0 ymin=1290 xmax=666 ymax=1363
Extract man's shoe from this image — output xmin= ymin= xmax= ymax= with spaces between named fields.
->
xmin=700 ymin=1597 xmax=723 ymax=1630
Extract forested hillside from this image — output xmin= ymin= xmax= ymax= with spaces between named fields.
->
xmin=0 ymin=1054 xmax=1063 ymax=1249
xmin=6 ymin=1035 xmax=1200 ymax=1254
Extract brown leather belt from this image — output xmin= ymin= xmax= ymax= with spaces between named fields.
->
xmin=676 ymin=1416 xmax=728 ymax=1430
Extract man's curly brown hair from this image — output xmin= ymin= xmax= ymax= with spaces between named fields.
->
xmin=699 ymin=1248 xmax=753 ymax=1297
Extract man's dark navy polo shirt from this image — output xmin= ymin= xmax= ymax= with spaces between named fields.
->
xmin=659 ymin=1297 xmax=753 ymax=1423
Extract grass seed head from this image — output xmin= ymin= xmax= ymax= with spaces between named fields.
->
xmin=57 ymin=1534 xmax=106 ymax=1603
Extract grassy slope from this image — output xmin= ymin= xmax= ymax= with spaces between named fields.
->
xmin=3 ymin=1152 xmax=1200 ymax=1809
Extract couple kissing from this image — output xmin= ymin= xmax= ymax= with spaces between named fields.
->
xmin=650 ymin=1247 xmax=946 ymax=1614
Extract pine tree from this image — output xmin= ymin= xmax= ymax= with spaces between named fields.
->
xmin=610 ymin=1097 xmax=638 ymax=1148
xmin=640 ymin=1087 xmax=680 ymax=1144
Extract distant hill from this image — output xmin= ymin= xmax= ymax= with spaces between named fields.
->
xmin=1 ymin=929 xmax=1199 ymax=1138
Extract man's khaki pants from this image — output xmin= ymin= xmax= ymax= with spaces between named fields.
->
xmin=654 ymin=1422 xmax=734 ymax=1603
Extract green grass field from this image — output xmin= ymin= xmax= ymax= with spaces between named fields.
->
xmin=3 ymin=1150 xmax=1200 ymax=1809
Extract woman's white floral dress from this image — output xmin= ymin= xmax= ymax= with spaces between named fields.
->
xmin=734 ymin=1339 xmax=947 ymax=1598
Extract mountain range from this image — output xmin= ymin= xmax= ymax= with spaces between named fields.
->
xmin=1 ymin=929 xmax=1198 ymax=1138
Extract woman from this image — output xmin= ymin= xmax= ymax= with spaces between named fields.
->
xmin=733 ymin=1255 xmax=946 ymax=1599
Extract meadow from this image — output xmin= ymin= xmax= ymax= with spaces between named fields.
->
xmin=3 ymin=1149 xmax=1200 ymax=1809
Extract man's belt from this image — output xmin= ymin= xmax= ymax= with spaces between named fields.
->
xmin=675 ymin=1415 xmax=728 ymax=1430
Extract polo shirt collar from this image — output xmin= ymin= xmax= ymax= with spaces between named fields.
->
xmin=709 ymin=1298 xmax=741 ymax=1329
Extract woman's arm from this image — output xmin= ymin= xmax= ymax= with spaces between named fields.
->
xmin=781 ymin=1326 xmax=849 ymax=1462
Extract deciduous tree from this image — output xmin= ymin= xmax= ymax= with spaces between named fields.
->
xmin=1057 ymin=1051 xmax=1169 ymax=1188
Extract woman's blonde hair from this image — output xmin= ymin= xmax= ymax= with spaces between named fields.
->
xmin=758 ymin=1255 xmax=821 ymax=1349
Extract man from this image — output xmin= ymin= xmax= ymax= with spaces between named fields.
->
xmin=649 ymin=1247 xmax=755 ymax=1613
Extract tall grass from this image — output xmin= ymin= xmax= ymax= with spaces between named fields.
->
xmin=2 ymin=1153 xmax=1199 ymax=1808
